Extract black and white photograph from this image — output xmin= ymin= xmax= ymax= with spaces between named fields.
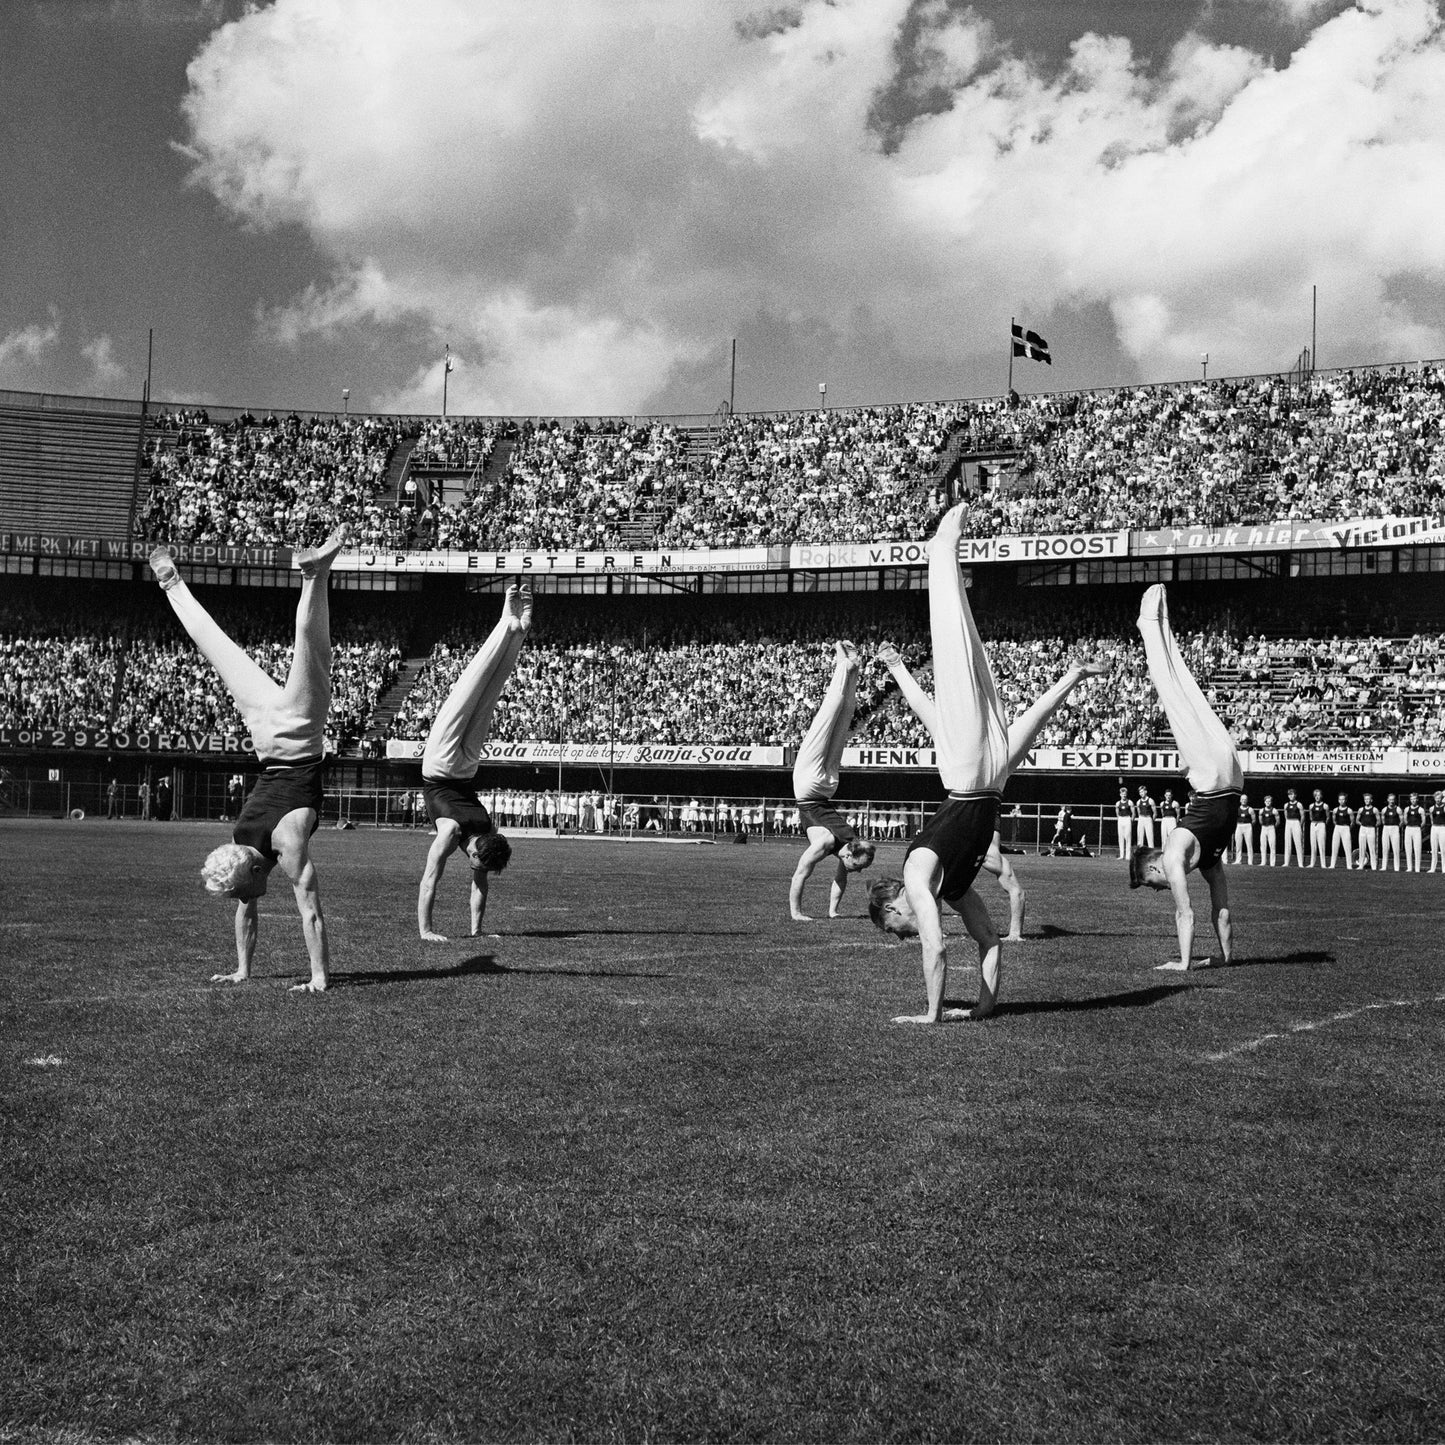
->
xmin=3 ymin=0 xmax=1444 ymax=1438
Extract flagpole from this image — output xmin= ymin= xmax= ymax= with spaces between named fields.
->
xmin=1007 ymin=316 xmax=1015 ymax=395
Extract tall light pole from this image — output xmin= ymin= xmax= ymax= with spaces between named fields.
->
xmin=556 ymin=672 xmax=567 ymax=831
xmin=607 ymin=647 xmax=621 ymax=800
xmin=818 ymin=381 xmax=827 ymax=410
xmin=1200 ymin=353 xmax=1209 ymax=382
xmin=442 ymin=344 xmax=453 ymax=419
xmin=342 ymin=387 xmax=350 ymax=415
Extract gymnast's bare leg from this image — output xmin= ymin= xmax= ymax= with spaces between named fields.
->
xmin=789 ymin=641 xmax=874 ymax=921
xmin=870 ymin=504 xmax=1010 ymax=1022
xmin=150 ymin=532 xmax=345 ymax=992
xmin=417 ymin=585 xmax=532 ymax=942
xmin=877 ymin=644 xmax=1108 ymax=944
xmin=1133 ymin=584 xmax=1243 ymax=972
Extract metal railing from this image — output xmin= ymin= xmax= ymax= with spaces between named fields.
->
xmin=0 ymin=780 xmax=1123 ymax=853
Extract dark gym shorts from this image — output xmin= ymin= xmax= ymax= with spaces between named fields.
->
xmin=233 ymin=756 xmax=325 ymax=862
xmin=423 ymin=777 xmax=494 ymax=841
xmin=797 ymin=798 xmax=857 ymax=855
xmin=1177 ymin=788 xmax=1242 ymax=872
xmin=906 ymin=792 xmax=1000 ymax=904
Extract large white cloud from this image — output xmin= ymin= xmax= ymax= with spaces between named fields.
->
xmin=179 ymin=0 xmax=1445 ymax=411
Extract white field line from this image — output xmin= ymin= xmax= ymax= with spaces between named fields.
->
xmin=1204 ymin=994 xmax=1445 ymax=1063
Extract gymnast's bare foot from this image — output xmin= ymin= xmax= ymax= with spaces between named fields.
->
xmin=1138 ymin=583 xmax=1167 ymax=627
xmin=149 ymin=547 xmax=180 ymax=590
xmin=295 ymin=528 xmax=349 ymax=578
xmin=210 ymin=969 xmax=248 ymax=985
xmin=505 ymin=583 xmax=533 ymax=633
xmin=933 ymin=501 xmax=971 ymax=546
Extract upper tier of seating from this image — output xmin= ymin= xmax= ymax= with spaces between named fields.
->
xmin=0 ymin=392 xmax=142 ymax=537
xmin=135 ymin=409 xmax=409 ymax=549
xmin=88 ymin=362 xmax=1445 ymax=552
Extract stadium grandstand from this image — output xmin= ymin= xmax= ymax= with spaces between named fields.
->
xmin=3 ymin=362 xmax=1444 ymax=834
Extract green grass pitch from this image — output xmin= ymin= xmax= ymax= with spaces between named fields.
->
xmin=4 ymin=819 xmax=1444 ymax=1441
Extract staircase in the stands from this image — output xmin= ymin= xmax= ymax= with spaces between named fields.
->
xmin=617 ymin=511 xmax=662 ymax=548
xmin=0 ymin=392 xmax=144 ymax=537
xmin=365 ymin=656 xmax=429 ymax=746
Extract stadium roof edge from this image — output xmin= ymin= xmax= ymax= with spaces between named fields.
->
xmin=0 ymin=388 xmax=144 ymax=416
xmin=3 ymin=356 xmax=1443 ymax=427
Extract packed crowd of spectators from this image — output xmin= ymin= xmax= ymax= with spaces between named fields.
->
xmin=408 ymin=418 xmax=504 ymax=473
xmin=136 ymin=409 xmax=409 ymax=549
xmin=390 ymin=595 xmax=918 ymax=746
xmin=1213 ymin=631 xmax=1445 ymax=751
xmin=132 ymin=364 xmax=1445 ymax=552
xmin=949 ymin=366 xmax=1445 ymax=536
xmin=653 ymin=405 xmax=960 ymax=547
xmin=385 ymin=588 xmax=1445 ymax=753
xmin=0 ymin=590 xmax=120 ymax=731
xmin=7 ymin=575 xmax=1445 ymax=755
xmin=112 ymin=588 xmax=407 ymax=745
xmin=0 ymin=581 xmax=405 ymax=746
xmin=433 ymin=419 xmax=689 ymax=551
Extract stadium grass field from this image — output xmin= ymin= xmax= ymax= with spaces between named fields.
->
xmin=4 ymin=818 xmax=1443 ymax=1442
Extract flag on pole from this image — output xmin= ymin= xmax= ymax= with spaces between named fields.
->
xmin=1011 ymin=323 xmax=1052 ymax=365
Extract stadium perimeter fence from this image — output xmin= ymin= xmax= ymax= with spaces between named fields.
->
xmin=0 ymin=777 xmax=1115 ymax=853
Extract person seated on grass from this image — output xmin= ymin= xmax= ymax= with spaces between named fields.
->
xmin=417 ymin=584 xmax=531 ymax=942
xmin=875 ymin=642 xmax=1109 ymax=942
xmin=865 ymin=503 xmax=1011 ymax=1022
xmin=1128 ymin=584 xmax=1243 ymax=971
xmin=150 ymin=531 xmax=347 ymax=993
xmin=788 ymin=640 xmax=876 ymax=921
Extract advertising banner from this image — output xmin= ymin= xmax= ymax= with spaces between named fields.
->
xmin=1406 ymin=752 xmax=1445 ymax=777
xmin=792 ymin=530 xmax=1128 ymax=570
xmin=385 ymin=739 xmax=785 ymax=768
xmin=344 ymin=545 xmax=779 ymax=575
xmin=844 ymin=745 xmax=1186 ymax=773
xmin=1132 ymin=515 xmax=1445 ymax=557
xmin=844 ymin=743 xmax=1422 ymax=776
xmin=1246 ymin=748 xmax=1403 ymax=775
xmin=15 ymin=516 xmax=1443 ymax=574
xmin=0 ymin=725 xmax=255 ymax=754
xmin=0 ymin=724 xmax=1431 ymax=777
xmin=0 ymin=533 xmax=285 ymax=567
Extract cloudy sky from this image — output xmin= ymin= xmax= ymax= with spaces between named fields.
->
xmin=3 ymin=0 xmax=1443 ymax=416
